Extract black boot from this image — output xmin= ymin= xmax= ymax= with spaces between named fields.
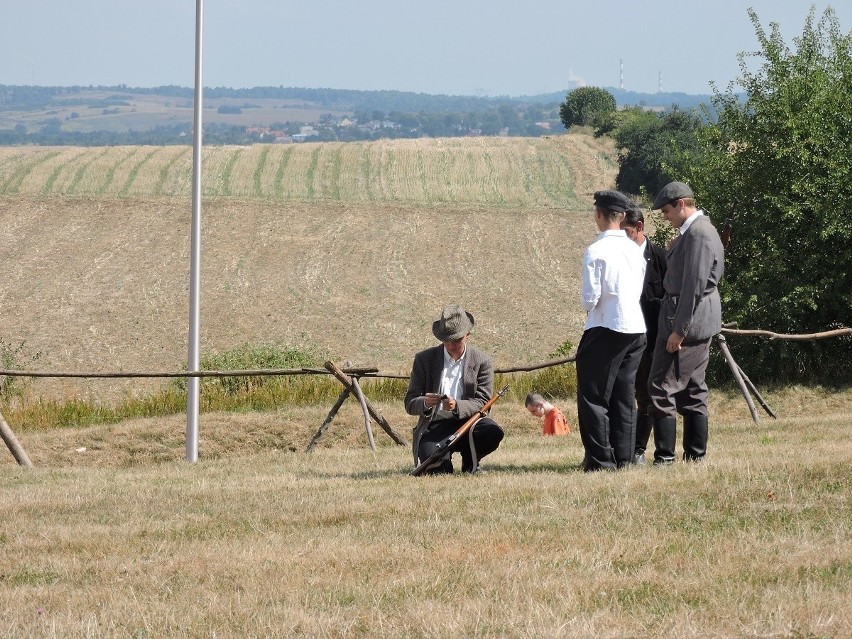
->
xmin=683 ymin=413 xmax=708 ymax=461
xmin=423 ymin=458 xmax=453 ymax=475
xmin=633 ymin=414 xmax=653 ymax=465
xmin=653 ymin=416 xmax=677 ymax=465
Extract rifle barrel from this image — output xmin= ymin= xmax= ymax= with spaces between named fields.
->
xmin=410 ymin=384 xmax=509 ymax=476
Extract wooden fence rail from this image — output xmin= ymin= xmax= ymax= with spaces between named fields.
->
xmin=0 ymin=359 xmax=580 ymax=380
xmin=1 ymin=325 xmax=848 ymax=466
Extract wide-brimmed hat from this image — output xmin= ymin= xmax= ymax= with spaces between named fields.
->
xmin=432 ymin=304 xmax=475 ymax=342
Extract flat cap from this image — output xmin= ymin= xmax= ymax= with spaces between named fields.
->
xmin=651 ymin=181 xmax=694 ymax=209
xmin=593 ymin=189 xmax=631 ymax=213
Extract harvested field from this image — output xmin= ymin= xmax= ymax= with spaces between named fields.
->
xmin=0 ymin=134 xmax=616 ymax=401
xmin=0 ymin=135 xmax=615 ymax=208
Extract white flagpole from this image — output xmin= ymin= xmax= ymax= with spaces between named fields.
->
xmin=186 ymin=0 xmax=204 ymax=462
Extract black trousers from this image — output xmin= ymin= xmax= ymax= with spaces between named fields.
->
xmin=417 ymin=416 xmax=504 ymax=472
xmin=634 ymin=338 xmax=654 ymax=416
xmin=576 ymin=327 xmax=646 ymax=470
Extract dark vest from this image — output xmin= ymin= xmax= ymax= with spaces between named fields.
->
xmin=641 ymin=239 xmax=667 ymax=346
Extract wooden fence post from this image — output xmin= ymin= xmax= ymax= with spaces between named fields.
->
xmin=0 ymin=410 xmax=33 ymax=467
xmin=306 ymin=388 xmax=351 ymax=452
xmin=714 ymin=334 xmax=759 ymax=422
xmin=323 ymin=361 xmax=406 ymax=447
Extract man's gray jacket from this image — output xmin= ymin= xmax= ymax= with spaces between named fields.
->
xmin=404 ymin=344 xmax=494 ymax=464
xmin=662 ymin=213 xmax=725 ymax=341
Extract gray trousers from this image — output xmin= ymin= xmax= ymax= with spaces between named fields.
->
xmin=647 ymin=335 xmax=711 ymax=418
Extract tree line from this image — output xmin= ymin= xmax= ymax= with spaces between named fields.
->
xmin=0 ymin=106 xmax=563 ymax=146
xmin=0 ymin=83 xmax=709 ymax=115
xmin=563 ymin=7 xmax=851 ymax=386
xmin=1 ymin=83 xmax=710 ymax=146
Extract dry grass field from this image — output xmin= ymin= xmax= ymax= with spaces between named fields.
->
xmin=1 ymin=133 xmax=849 ymax=638
xmin=1 ymin=391 xmax=850 ymax=638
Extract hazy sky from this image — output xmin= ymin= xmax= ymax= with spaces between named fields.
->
xmin=1 ymin=1 xmax=849 ymax=96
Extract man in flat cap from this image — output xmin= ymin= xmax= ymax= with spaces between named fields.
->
xmin=405 ymin=304 xmax=504 ymax=474
xmin=647 ymin=181 xmax=725 ymax=463
xmin=575 ymin=190 xmax=647 ymax=471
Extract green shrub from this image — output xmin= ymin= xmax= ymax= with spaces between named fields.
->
xmin=674 ymin=7 xmax=852 ymax=384
xmin=4 ymin=340 xmax=579 ymax=431
xmin=0 ymin=339 xmax=42 ymax=404
xmin=175 ymin=342 xmax=327 ymax=395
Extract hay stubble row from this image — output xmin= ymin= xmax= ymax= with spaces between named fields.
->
xmin=0 ymin=135 xmax=613 ymax=207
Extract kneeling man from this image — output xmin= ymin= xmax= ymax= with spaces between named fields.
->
xmin=405 ymin=305 xmax=504 ymax=474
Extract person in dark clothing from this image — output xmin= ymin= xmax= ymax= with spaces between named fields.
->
xmin=621 ymin=204 xmax=668 ymax=464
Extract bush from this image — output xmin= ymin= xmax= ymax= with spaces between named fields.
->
xmin=611 ymin=107 xmax=703 ymax=197
xmin=177 ymin=342 xmax=326 ymax=396
xmin=0 ymin=339 xmax=41 ymax=405
xmin=673 ymin=7 xmax=852 ymax=384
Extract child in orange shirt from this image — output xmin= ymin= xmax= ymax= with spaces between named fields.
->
xmin=525 ymin=393 xmax=571 ymax=435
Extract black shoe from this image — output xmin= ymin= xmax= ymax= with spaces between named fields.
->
xmin=632 ymin=452 xmax=647 ymax=466
xmin=423 ymin=459 xmax=453 ymax=475
xmin=581 ymin=460 xmax=614 ymax=472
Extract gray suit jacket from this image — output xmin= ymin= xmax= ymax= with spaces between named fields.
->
xmin=404 ymin=344 xmax=494 ymax=464
xmin=662 ymin=214 xmax=725 ymax=341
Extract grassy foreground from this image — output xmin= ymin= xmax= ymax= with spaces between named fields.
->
xmin=1 ymin=388 xmax=849 ymax=638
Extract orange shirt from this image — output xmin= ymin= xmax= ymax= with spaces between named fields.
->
xmin=543 ymin=406 xmax=570 ymax=436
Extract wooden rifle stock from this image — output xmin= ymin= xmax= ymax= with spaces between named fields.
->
xmin=721 ymin=217 xmax=733 ymax=250
xmin=720 ymin=201 xmax=735 ymax=250
xmin=410 ymin=384 xmax=509 ymax=476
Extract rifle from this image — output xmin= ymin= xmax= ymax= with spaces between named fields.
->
xmin=720 ymin=200 xmax=736 ymax=250
xmin=410 ymin=384 xmax=509 ymax=476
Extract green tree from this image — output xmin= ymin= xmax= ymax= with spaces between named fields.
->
xmin=675 ymin=7 xmax=852 ymax=384
xmin=612 ymin=107 xmax=703 ymax=197
xmin=559 ymin=86 xmax=616 ymax=129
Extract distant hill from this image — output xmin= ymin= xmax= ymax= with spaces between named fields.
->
xmin=0 ymin=83 xmax=713 ymax=114
xmin=0 ymin=84 xmax=715 ymax=145
xmin=517 ymin=87 xmax=715 ymax=111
